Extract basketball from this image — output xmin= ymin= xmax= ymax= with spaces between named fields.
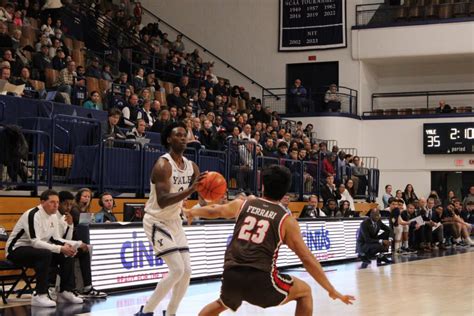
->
xmin=197 ymin=172 xmax=227 ymax=202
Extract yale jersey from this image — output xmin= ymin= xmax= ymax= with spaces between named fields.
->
xmin=145 ymin=153 xmax=194 ymax=220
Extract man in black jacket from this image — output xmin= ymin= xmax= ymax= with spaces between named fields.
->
xmin=356 ymin=209 xmax=393 ymax=269
xmin=320 ymin=175 xmax=341 ymax=205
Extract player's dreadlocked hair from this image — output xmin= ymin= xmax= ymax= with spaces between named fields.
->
xmin=161 ymin=121 xmax=188 ymax=149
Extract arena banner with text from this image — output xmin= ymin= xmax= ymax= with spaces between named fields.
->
xmin=279 ymin=0 xmax=346 ymax=51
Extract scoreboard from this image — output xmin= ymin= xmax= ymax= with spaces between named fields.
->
xmin=423 ymin=122 xmax=474 ymax=155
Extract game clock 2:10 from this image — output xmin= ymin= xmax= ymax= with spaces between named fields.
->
xmin=427 ymin=127 xmax=474 ymax=148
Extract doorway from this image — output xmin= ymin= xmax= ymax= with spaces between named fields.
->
xmin=431 ymin=171 xmax=474 ymax=203
xmin=286 ymin=61 xmax=339 ymax=112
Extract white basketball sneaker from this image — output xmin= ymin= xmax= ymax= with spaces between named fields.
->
xmin=56 ymin=291 xmax=84 ymax=304
xmin=31 ymin=294 xmax=57 ymax=307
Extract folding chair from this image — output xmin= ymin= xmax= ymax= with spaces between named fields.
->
xmin=0 ymin=233 xmax=36 ymax=304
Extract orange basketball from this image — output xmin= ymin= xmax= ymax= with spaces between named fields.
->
xmin=197 ymin=171 xmax=227 ymax=202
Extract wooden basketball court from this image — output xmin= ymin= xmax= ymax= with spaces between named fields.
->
xmin=2 ymin=249 xmax=471 ymax=315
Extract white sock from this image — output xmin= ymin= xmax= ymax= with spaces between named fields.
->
xmin=394 ymin=241 xmax=401 ymax=251
xmin=455 ymin=238 xmax=461 ymax=243
xmin=403 ymin=241 xmax=409 ymax=248
xmin=143 ymin=252 xmax=186 ymax=313
xmin=167 ymin=252 xmax=191 ymax=315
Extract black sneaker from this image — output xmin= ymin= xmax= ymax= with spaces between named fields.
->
xmin=135 ymin=305 xmax=154 ymax=316
xmin=82 ymin=287 xmax=107 ymax=298
xmin=376 ymin=255 xmax=393 ymax=266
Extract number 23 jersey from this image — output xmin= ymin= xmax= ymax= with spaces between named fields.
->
xmin=224 ymin=197 xmax=290 ymax=273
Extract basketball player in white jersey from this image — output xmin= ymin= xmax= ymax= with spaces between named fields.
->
xmin=136 ymin=122 xmax=206 ymax=316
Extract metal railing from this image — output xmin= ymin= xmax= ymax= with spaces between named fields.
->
xmin=263 ymin=86 xmax=358 ymax=115
xmin=1 ymin=126 xmax=380 ymax=199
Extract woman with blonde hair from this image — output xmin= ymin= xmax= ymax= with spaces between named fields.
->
xmin=70 ymin=188 xmax=92 ymax=226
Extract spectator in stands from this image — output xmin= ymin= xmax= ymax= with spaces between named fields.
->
xmin=121 ymin=94 xmax=142 ymax=127
xmin=126 ymin=119 xmax=147 ymax=143
xmin=357 ymin=208 xmax=393 ymax=269
xmin=276 ymin=141 xmax=289 ymax=159
xmin=351 ymin=156 xmax=368 ymax=196
xmin=322 ymin=199 xmax=342 ymax=217
xmin=71 ymin=77 xmax=87 ymax=106
xmin=338 ymin=183 xmax=355 ymax=210
xmin=191 ymin=117 xmax=202 ymax=142
xmin=322 ymin=153 xmax=336 ymax=178
xmin=48 ymin=38 xmax=61 ymax=59
xmin=15 ymin=67 xmax=39 ymax=99
xmin=200 ymin=119 xmax=215 ymax=149
xmin=41 ymin=16 xmax=54 ymax=37
xmin=35 ymin=33 xmax=52 ymax=52
xmin=10 ymin=29 xmax=21 ymax=51
xmin=0 ymin=22 xmax=12 ymax=48
xmin=262 ymin=138 xmax=276 ymax=157
xmin=289 ymin=78 xmax=308 ymax=113
xmin=101 ymin=64 xmax=113 ymax=81
xmin=279 ymin=194 xmax=292 ymax=215
xmin=150 ymin=109 xmax=170 ymax=133
xmin=435 ymin=100 xmax=452 ymax=113
xmin=463 ymin=186 xmax=474 ymax=208
xmin=166 ymin=56 xmax=183 ymax=80
xmin=388 ymin=197 xmax=412 ymax=255
xmin=141 ymin=99 xmax=155 ymax=128
xmin=444 ymin=190 xmax=457 ymax=207
xmin=83 ymin=91 xmax=101 ymax=110
xmin=51 ymin=48 xmax=66 ymax=71
xmin=345 ymin=179 xmax=355 ymax=199
xmin=402 ymin=203 xmax=430 ymax=251
xmin=85 ymin=56 xmax=102 ymax=79
xmin=382 ymin=184 xmax=393 ymax=208
xmin=2 ymin=49 xmax=21 ymax=76
xmin=132 ymin=67 xmax=145 ymax=92
xmin=324 ymin=84 xmax=341 ymax=112
xmin=70 ymin=188 xmax=92 ymax=226
xmin=6 ymin=190 xmax=84 ymax=307
xmin=0 ymin=65 xmax=11 ymax=81
xmin=95 ymin=193 xmax=117 ymax=223
xmin=402 ymin=184 xmax=418 ymax=205
xmin=214 ymin=78 xmax=229 ymax=96
xmin=340 ymin=200 xmax=356 ymax=217
xmin=196 ymin=90 xmax=208 ymax=112
xmin=320 ymin=175 xmax=341 ymax=205
xmin=238 ymin=124 xmax=252 ymax=140
xmin=167 ymin=86 xmax=186 ymax=109
xmin=169 ymin=106 xmax=179 ymax=122
xmin=172 ymin=34 xmax=185 ymax=53
xmin=300 ymin=195 xmax=324 ymax=218
xmin=56 ymin=60 xmax=76 ymax=103
xmin=102 ymin=108 xmax=126 ymax=146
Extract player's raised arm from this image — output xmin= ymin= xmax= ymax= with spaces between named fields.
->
xmin=282 ymin=216 xmax=355 ymax=305
xmin=152 ymin=158 xmax=205 ymax=209
xmin=185 ymin=198 xmax=244 ymax=221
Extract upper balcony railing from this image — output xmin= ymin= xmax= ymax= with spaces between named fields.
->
xmin=354 ymin=1 xmax=474 ymax=29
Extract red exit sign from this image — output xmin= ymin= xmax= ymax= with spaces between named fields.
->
xmin=308 ymin=55 xmax=317 ymax=61
xmin=455 ymin=159 xmax=464 ymax=167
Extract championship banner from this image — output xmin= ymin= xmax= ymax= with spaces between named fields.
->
xmin=279 ymin=0 xmax=346 ymax=51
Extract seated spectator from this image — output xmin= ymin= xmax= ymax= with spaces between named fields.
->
xmin=402 ymin=184 xmax=418 ymax=205
xmin=121 ymin=94 xmax=142 ymax=128
xmin=11 ymin=29 xmax=21 ymax=51
xmin=238 ymin=124 xmax=252 ymax=141
xmin=320 ymin=175 xmax=341 ymax=205
xmin=338 ymin=183 xmax=355 ymax=210
xmin=351 ymin=156 xmax=368 ymax=196
xmin=172 ymin=34 xmax=185 ymax=53
xmin=95 ymin=192 xmax=117 ymax=223
xmin=15 ymin=66 xmax=40 ymax=99
xmin=322 ymin=153 xmax=336 ymax=178
xmin=272 ymin=194 xmax=291 ymax=216
xmin=395 ymin=190 xmax=407 ymax=210
xmin=102 ymin=64 xmax=113 ymax=81
xmin=83 ymin=91 xmax=101 ymax=110
xmin=48 ymin=38 xmax=61 ymax=59
xmin=200 ymin=119 xmax=215 ymax=149
xmin=324 ymin=84 xmax=341 ymax=112
xmin=340 ymin=200 xmax=356 ymax=217
xmin=132 ymin=67 xmax=146 ymax=92
xmin=463 ymin=186 xmax=474 ymax=209
xmin=166 ymin=56 xmax=183 ymax=80
xmin=276 ymin=141 xmax=289 ymax=159
xmin=150 ymin=109 xmax=170 ymax=133
xmin=0 ymin=65 xmax=11 ymax=81
xmin=196 ymin=90 xmax=208 ymax=112
xmin=55 ymin=60 xmax=76 ymax=103
xmin=289 ymin=78 xmax=310 ymax=113
xmin=2 ymin=49 xmax=21 ymax=76
xmin=435 ymin=100 xmax=452 ymax=113
xmin=192 ymin=117 xmax=202 ymax=142
xmin=300 ymin=195 xmax=324 ymax=218
xmin=402 ymin=203 xmax=431 ymax=251
xmin=322 ymin=199 xmax=342 ymax=217
xmin=214 ymin=78 xmax=230 ymax=96
xmin=41 ymin=16 xmax=54 ymax=37
xmin=169 ymin=106 xmax=179 ymax=122
xmin=356 ymin=208 xmax=393 ymax=269
xmin=262 ymin=138 xmax=276 ymax=157
xmin=85 ymin=56 xmax=102 ymax=79
xmin=6 ymin=190 xmax=84 ymax=307
xmin=71 ymin=77 xmax=87 ymax=106
xmin=126 ymin=119 xmax=148 ymax=143
xmin=141 ymin=99 xmax=156 ymax=128
xmin=167 ymin=86 xmax=186 ymax=109
xmin=382 ymin=184 xmax=393 ymax=209
xmin=102 ymin=108 xmax=126 ymax=146
xmin=0 ymin=22 xmax=12 ymax=48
